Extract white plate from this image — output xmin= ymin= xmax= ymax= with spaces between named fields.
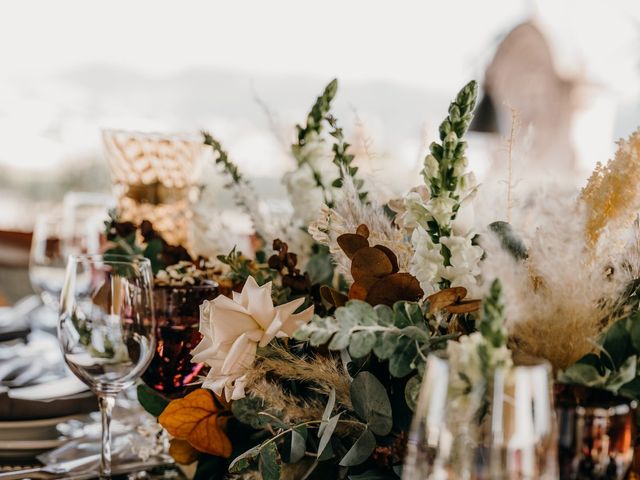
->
xmin=0 ymin=438 xmax=66 ymax=459
xmin=0 ymin=415 xmax=78 ymax=442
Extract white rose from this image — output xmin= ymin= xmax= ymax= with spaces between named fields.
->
xmin=191 ymin=276 xmax=314 ymax=400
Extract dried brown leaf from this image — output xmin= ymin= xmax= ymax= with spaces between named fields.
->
xmin=337 ymin=233 xmax=369 ymax=259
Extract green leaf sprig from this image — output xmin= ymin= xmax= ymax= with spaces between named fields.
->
xmin=327 ymin=114 xmax=367 ymax=203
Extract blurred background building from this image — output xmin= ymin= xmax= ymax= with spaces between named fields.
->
xmin=0 ymin=0 xmax=638 ymax=302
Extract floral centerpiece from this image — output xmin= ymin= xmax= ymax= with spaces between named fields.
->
xmin=112 ymin=78 xmax=640 ymax=479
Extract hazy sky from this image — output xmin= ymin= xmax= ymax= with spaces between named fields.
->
xmin=0 ymin=0 xmax=637 ymax=95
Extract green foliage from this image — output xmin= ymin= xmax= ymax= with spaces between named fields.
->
xmin=560 ymin=312 xmax=640 ymax=399
xmin=305 ymin=244 xmax=335 ymax=285
xmin=136 ymin=384 xmax=169 ymax=418
xmin=217 ymin=246 xmax=274 ymax=287
xmin=422 ymin=80 xmax=478 ymax=219
xmin=327 ymin=114 xmax=367 ymax=203
xmin=295 ymin=300 xmax=449 ymax=379
xmin=477 ymin=279 xmax=509 ymax=374
xmin=259 ymin=442 xmax=282 ymax=480
xmin=295 ymin=78 xmax=338 ymax=147
xmin=350 ymin=372 xmax=392 ymax=436
xmin=339 ymin=428 xmax=376 ymax=467
xmin=202 ymin=131 xmax=245 ymax=185
xmin=488 ymin=221 xmax=528 ymax=261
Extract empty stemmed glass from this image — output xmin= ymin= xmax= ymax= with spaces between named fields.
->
xmin=403 ymin=354 xmax=557 ymax=480
xmin=30 ymin=211 xmax=102 ymax=310
xmin=58 ymin=254 xmax=156 ymax=478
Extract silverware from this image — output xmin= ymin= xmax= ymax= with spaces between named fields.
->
xmin=0 ymin=453 xmax=100 ymax=479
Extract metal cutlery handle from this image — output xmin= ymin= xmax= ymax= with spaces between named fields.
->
xmin=0 ymin=467 xmax=46 ymax=479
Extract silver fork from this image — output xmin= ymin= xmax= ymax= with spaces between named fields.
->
xmin=0 ymin=453 xmax=100 ymax=479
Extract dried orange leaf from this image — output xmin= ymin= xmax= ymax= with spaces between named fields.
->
xmin=366 ymin=273 xmax=424 ymax=307
xmin=159 ymin=389 xmax=232 ymax=458
xmin=356 ymin=224 xmax=370 ymax=239
xmin=373 ymin=245 xmax=399 ymax=273
xmin=426 ymin=287 xmax=467 ymax=313
xmin=446 ymin=299 xmax=481 ymax=314
xmin=169 ymin=438 xmax=200 ymax=465
xmin=351 ymin=247 xmax=394 ymax=282
xmin=337 ymin=233 xmax=369 ymax=259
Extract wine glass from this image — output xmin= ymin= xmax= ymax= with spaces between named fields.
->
xmin=30 ymin=211 xmax=102 ymax=310
xmin=58 ymin=254 xmax=156 ymax=478
xmin=403 ymin=354 xmax=557 ymax=479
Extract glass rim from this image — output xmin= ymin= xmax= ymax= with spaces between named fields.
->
xmin=68 ymin=253 xmax=152 ymax=267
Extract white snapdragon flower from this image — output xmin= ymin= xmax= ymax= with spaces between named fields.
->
xmin=423 ymin=154 xmax=440 ymax=179
xmin=389 ymin=185 xmax=431 ymax=234
xmin=410 ymin=227 xmax=445 ymax=294
xmin=452 ymin=155 xmax=469 ymax=178
xmin=283 ymin=164 xmax=325 ymax=225
xmin=440 ymin=234 xmax=483 ymax=293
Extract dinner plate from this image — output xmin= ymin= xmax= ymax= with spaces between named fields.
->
xmin=0 ymin=414 xmax=78 ymax=441
xmin=0 ymin=438 xmax=66 ymax=459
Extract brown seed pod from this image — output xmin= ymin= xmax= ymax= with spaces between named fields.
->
xmin=351 ymin=247 xmax=394 ymax=283
xmin=320 ymin=285 xmax=348 ymax=308
xmin=426 ymin=287 xmax=467 ymax=313
xmin=356 ymin=224 xmax=370 ymax=239
xmin=373 ymin=245 xmax=399 ymax=273
xmin=446 ymin=299 xmax=481 ymax=314
xmin=337 ymin=233 xmax=369 ymax=259
xmin=366 ymin=273 xmax=424 ymax=307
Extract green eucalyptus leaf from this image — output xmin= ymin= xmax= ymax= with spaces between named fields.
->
xmin=259 ymin=442 xmax=281 ymax=480
xmin=329 ymin=330 xmax=351 ymax=350
xmin=351 ymin=372 xmax=392 ymax=436
xmin=229 ymin=445 xmax=261 ymax=473
xmin=607 ymin=356 xmax=637 ymax=392
xmin=374 ymin=304 xmax=394 ymax=326
xmin=560 ymin=363 xmax=609 ymax=388
xmin=318 ymin=414 xmax=341 ymax=457
xmin=318 ymin=389 xmax=336 ymax=438
xmin=405 ymin=375 xmax=422 ymax=411
xmin=602 ymin=319 xmax=633 ymax=370
xmin=290 ymin=427 xmax=308 ymax=464
xmin=373 ymin=331 xmax=399 ymax=360
xmin=339 ymin=428 xmax=376 ymax=467
xmin=349 ymin=330 xmax=377 ymax=358
xmin=389 ymin=336 xmax=418 ymax=378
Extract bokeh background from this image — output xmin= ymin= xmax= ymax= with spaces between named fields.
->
xmin=0 ymin=0 xmax=639 ymax=301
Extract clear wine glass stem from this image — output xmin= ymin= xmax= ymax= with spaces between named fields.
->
xmin=98 ymin=393 xmax=116 ymax=478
